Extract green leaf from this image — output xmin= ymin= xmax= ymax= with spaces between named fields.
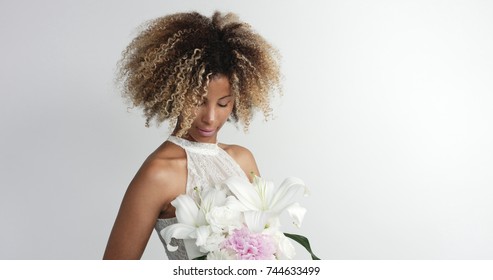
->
xmin=193 ymin=255 xmax=207 ymax=260
xmin=284 ymin=232 xmax=321 ymax=260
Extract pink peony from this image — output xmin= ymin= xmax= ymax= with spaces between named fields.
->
xmin=221 ymin=226 xmax=276 ymax=260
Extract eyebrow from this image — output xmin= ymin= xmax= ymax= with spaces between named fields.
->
xmin=202 ymin=94 xmax=233 ymax=101
xmin=219 ymin=94 xmax=233 ymax=99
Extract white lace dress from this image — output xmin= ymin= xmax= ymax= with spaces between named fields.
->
xmin=154 ymin=136 xmax=248 ymax=259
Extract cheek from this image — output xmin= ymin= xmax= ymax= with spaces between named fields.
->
xmin=219 ymin=110 xmax=231 ymax=122
xmin=218 ymin=107 xmax=234 ymax=124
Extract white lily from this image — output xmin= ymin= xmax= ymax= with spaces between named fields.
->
xmin=223 ymin=175 xmax=309 ymax=229
xmin=159 ymin=194 xmax=202 ymax=252
xmin=160 ymin=187 xmax=228 ymax=252
xmin=286 ymin=202 xmax=307 ymax=228
xmin=243 ymin=210 xmax=273 ymax=233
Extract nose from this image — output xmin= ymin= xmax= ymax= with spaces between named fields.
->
xmin=201 ymin=104 xmax=215 ymax=124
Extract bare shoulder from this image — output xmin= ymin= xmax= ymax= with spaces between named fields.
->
xmin=219 ymin=143 xmax=260 ymax=178
xmin=132 ymin=141 xmax=187 ymax=203
xmin=103 ymin=141 xmax=187 ymax=259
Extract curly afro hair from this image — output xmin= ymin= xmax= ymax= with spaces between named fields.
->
xmin=117 ymin=11 xmax=281 ymax=137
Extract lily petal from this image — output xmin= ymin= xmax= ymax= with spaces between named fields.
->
xmin=201 ymin=188 xmax=227 ymax=212
xmin=244 ymin=210 xmax=272 ymax=233
xmin=159 ymin=223 xmax=196 ymax=252
xmin=270 ymin=177 xmax=307 ymax=213
xmin=223 ymin=176 xmax=262 ymax=210
xmin=286 ymin=202 xmax=307 ymax=228
xmin=171 ymin=195 xmax=199 ymax=226
xmin=194 ymin=225 xmax=211 ymax=248
xmin=252 ymin=176 xmax=275 ymax=209
xmin=224 ymin=195 xmax=248 ymax=212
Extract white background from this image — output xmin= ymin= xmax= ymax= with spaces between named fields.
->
xmin=1 ymin=0 xmax=492 ymax=259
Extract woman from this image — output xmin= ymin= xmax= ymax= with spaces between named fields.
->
xmin=103 ymin=11 xmax=281 ymax=259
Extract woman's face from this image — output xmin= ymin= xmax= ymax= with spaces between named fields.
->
xmin=186 ymin=74 xmax=234 ymax=143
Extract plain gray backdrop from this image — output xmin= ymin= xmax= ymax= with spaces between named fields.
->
xmin=1 ymin=0 xmax=492 ymax=259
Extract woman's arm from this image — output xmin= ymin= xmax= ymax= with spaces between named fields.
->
xmin=103 ymin=161 xmax=176 ymax=259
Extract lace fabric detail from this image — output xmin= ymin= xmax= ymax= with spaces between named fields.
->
xmin=167 ymin=136 xmax=219 ymax=155
xmin=167 ymin=136 xmax=247 ymax=195
xmin=155 ymin=136 xmax=248 ymax=259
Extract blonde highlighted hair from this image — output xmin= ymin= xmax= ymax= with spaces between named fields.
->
xmin=117 ymin=11 xmax=281 ymax=136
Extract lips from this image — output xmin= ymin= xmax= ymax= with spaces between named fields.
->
xmin=197 ymin=127 xmax=216 ymax=137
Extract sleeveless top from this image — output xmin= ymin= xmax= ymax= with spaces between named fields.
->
xmin=154 ymin=136 xmax=248 ymax=259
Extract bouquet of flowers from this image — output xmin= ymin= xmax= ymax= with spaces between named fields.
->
xmin=160 ymin=175 xmax=319 ymax=260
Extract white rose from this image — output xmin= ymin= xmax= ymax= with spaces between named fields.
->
xmin=272 ymin=231 xmax=296 ymax=260
xmin=206 ymin=205 xmax=242 ymax=234
xmin=200 ymin=232 xmax=226 ymax=253
xmin=207 ymin=249 xmax=236 ymax=260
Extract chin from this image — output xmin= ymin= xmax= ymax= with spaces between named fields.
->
xmin=189 ymin=131 xmax=218 ymax=143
